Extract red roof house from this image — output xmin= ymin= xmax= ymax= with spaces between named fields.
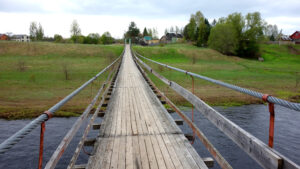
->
xmin=0 ymin=34 xmax=9 ymax=40
xmin=290 ymin=31 xmax=300 ymax=44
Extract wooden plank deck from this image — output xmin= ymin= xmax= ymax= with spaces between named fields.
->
xmin=86 ymin=45 xmax=208 ymax=169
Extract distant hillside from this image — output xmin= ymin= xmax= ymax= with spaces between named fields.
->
xmin=133 ymin=43 xmax=300 ymax=106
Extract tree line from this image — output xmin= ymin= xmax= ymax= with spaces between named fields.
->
xmin=183 ymin=11 xmax=281 ymax=58
xmin=29 ymin=20 xmax=114 ymax=44
xmin=124 ymin=21 xmax=159 ymax=43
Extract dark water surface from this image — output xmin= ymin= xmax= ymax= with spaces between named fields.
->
xmin=0 ymin=104 xmax=299 ymax=169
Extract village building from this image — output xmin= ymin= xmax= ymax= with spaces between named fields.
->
xmin=160 ymin=33 xmax=183 ymax=43
xmin=279 ymin=35 xmax=294 ymax=45
xmin=0 ymin=34 xmax=9 ymax=40
xmin=290 ymin=31 xmax=300 ymax=44
xmin=11 ymin=34 xmax=30 ymax=42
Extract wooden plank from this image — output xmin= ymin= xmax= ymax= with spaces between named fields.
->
xmin=175 ymin=119 xmax=184 ymax=125
xmin=135 ymin=55 xmax=285 ymax=169
xmin=74 ymin=164 xmax=86 ymax=169
xmin=92 ymin=123 xmax=101 ymax=130
xmin=83 ymin=138 xmax=96 ymax=146
xmin=202 ymin=157 xmax=214 ymax=168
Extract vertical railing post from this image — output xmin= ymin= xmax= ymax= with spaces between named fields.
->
xmin=38 ymin=122 xmax=45 ymax=169
xmin=262 ymin=94 xmax=275 ymax=148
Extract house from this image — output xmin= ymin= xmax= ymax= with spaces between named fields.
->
xmin=290 ymin=31 xmax=300 ymax=44
xmin=11 ymin=34 xmax=30 ymax=42
xmin=279 ymin=35 xmax=294 ymax=45
xmin=0 ymin=34 xmax=9 ymax=40
xmin=160 ymin=33 xmax=183 ymax=43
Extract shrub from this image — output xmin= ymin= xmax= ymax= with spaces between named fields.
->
xmin=208 ymin=23 xmax=237 ymax=55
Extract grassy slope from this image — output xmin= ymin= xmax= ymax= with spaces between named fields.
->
xmin=0 ymin=41 xmax=123 ymax=119
xmin=133 ymin=44 xmax=300 ymax=106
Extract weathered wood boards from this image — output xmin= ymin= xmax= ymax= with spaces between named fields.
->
xmin=86 ymin=45 xmax=208 ymax=169
xmin=134 ymin=52 xmax=300 ymax=169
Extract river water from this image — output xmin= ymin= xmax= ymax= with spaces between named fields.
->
xmin=0 ymin=104 xmax=299 ymax=169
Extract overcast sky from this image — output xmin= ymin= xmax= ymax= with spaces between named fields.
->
xmin=0 ymin=0 xmax=299 ymax=38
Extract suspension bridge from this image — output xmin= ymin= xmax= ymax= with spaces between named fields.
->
xmin=0 ymin=44 xmax=300 ymax=169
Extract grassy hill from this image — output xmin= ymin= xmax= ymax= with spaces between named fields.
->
xmin=0 ymin=41 xmax=123 ymax=119
xmin=133 ymin=43 xmax=300 ymax=106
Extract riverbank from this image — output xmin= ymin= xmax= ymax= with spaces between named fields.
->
xmin=133 ymin=43 xmax=300 ymax=107
xmin=0 ymin=42 xmax=123 ymax=119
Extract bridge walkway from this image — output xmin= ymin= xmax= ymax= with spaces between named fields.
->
xmin=86 ymin=45 xmax=208 ymax=169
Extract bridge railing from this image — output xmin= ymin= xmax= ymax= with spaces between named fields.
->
xmin=132 ymin=49 xmax=300 ymax=169
xmin=0 ymin=50 xmax=124 ymax=156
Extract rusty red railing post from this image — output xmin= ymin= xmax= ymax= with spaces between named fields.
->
xmin=38 ymin=122 xmax=45 ymax=169
xmin=38 ymin=111 xmax=52 ymax=169
xmin=262 ymin=94 xmax=275 ymax=148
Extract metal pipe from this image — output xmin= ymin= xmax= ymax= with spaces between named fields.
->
xmin=0 ymin=52 xmax=123 ymax=154
xmin=134 ymin=51 xmax=300 ymax=112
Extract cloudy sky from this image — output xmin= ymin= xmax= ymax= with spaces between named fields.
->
xmin=0 ymin=0 xmax=299 ymax=38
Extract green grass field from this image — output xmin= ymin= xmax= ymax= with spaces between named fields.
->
xmin=0 ymin=41 xmax=123 ymax=119
xmin=133 ymin=43 xmax=300 ymax=107
xmin=1 ymin=41 xmax=299 ymax=119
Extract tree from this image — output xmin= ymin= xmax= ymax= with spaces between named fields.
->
xmin=148 ymin=28 xmax=153 ymax=37
xmin=164 ymin=28 xmax=168 ymax=35
xmin=175 ymin=26 xmax=180 ymax=34
xmin=192 ymin=11 xmax=204 ymax=27
xmin=36 ymin=23 xmax=44 ymax=40
xmin=225 ymin=13 xmax=245 ymax=55
xmin=187 ymin=17 xmax=196 ymax=40
xmin=70 ymin=20 xmax=81 ymax=43
xmin=29 ymin=22 xmax=37 ymax=40
xmin=265 ymin=24 xmax=278 ymax=41
xmin=143 ymin=28 xmax=149 ymax=37
xmin=125 ymin=22 xmax=140 ymax=43
xmin=29 ymin=22 xmax=44 ymax=41
xmin=84 ymin=33 xmax=100 ymax=44
xmin=211 ymin=19 xmax=217 ymax=27
xmin=208 ymin=23 xmax=238 ymax=55
xmin=170 ymin=26 xmax=174 ymax=33
xmin=70 ymin=20 xmax=81 ymax=37
xmin=152 ymin=28 xmax=158 ymax=39
xmin=100 ymin=32 xmax=114 ymax=44
xmin=54 ymin=34 xmax=63 ymax=43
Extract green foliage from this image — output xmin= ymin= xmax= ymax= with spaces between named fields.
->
xmin=207 ymin=12 xmax=265 ymax=58
xmin=99 ymin=32 xmax=114 ymax=44
xmin=84 ymin=33 xmax=100 ymax=44
xmin=29 ymin=22 xmax=44 ymax=41
xmin=183 ymin=11 xmax=211 ymax=46
xmin=143 ymin=27 xmax=149 ymax=37
xmin=208 ymin=23 xmax=238 ymax=55
xmin=54 ymin=34 xmax=63 ymax=43
xmin=125 ymin=21 xmax=140 ymax=43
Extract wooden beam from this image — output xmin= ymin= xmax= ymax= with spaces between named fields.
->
xmin=134 ymin=55 xmax=288 ymax=169
xmin=167 ymin=109 xmax=175 ymax=114
xmin=174 ymin=119 xmax=183 ymax=125
xmin=84 ymin=138 xmax=96 ymax=146
xmin=185 ymin=134 xmax=194 ymax=141
xmin=74 ymin=164 xmax=86 ymax=169
xmin=98 ymin=112 xmax=105 ymax=117
xmin=92 ymin=123 xmax=101 ymax=130
xmin=202 ymin=157 xmax=214 ymax=168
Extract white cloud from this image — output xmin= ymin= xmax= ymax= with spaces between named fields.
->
xmin=0 ymin=12 xmax=188 ymax=38
xmin=0 ymin=0 xmax=299 ymax=37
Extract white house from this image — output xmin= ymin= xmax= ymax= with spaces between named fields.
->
xmin=11 ymin=35 xmax=30 ymax=42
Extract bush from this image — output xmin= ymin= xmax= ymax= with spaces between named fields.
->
xmin=208 ymin=23 xmax=237 ymax=55
xmin=54 ymin=34 xmax=63 ymax=43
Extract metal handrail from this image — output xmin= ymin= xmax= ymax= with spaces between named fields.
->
xmin=0 ymin=50 xmax=123 ymax=154
xmin=134 ymin=51 xmax=300 ymax=112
